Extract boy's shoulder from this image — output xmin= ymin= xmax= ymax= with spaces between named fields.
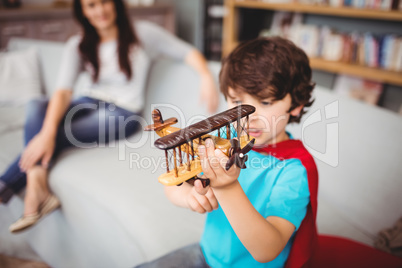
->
xmin=252 ymin=139 xmax=317 ymax=174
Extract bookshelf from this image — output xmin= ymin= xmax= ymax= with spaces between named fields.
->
xmin=222 ymin=0 xmax=402 ymax=87
xmin=233 ymin=1 xmax=402 ymax=21
xmin=0 ymin=3 xmax=175 ymax=48
xmin=204 ymin=0 xmax=225 ymax=61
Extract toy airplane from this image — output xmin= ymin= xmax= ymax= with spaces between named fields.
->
xmin=145 ymin=105 xmax=256 ymax=187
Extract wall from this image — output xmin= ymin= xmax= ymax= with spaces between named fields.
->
xmin=155 ymin=0 xmax=203 ymax=50
xmin=20 ymin=0 xmax=203 ymax=51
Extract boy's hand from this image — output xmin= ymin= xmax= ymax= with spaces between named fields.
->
xmin=186 ymin=180 xmax=218 ymax=214
xmin=198 ymin=138 xmax=241 ymax=190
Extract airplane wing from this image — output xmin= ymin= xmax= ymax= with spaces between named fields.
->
xmin=154 ymin=105 xmax=255 ymax=150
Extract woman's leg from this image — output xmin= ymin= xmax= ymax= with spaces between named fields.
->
xmin=19 ymin=99 xmax=140 ymax=213
xmin=0 ymin=97 xmax=100 ymax=204
xmin=9 ymin=97 xmax=136 ymax=231
xmin=53 ymin=100 xmax=140 ymax=153
xmin=8 ymin=98 xmax=141 ymax=231
xmin=23 ymin=166 xmax=49 ymax=215
xmin=0 ymin=98 xmax=49 ymax=204
xmin=20 ymin=97 xmax=102 ymax=215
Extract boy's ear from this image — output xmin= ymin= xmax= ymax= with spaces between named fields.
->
xmin=290 ymin=105 xmax=304 ymax=117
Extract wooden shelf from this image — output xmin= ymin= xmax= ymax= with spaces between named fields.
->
xmin=310 ymin=58 xmax=402 ymax=86
xmin=0 ymin=3 xmax=173 ymax=19
xmin=222 ymin=0 xmax=402 ymax=86
xmin=0 ymin=4 xmax=175 ymax=48
xmin=234 ymin=0 xmax=402 ymax=21
xmin=223 ymin=42 xmax=402 ymax=84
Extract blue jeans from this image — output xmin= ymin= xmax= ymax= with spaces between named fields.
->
xmin=0 ymin=96 xmax=141 ymax=204
xmin=135 ymin=243 xmax=209 ymax=268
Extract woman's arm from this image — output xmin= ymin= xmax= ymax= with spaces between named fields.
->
xmin=136 ymin=21 xmax=220 ymax=113
xmin=19 ymin=89 xmax=73 ymax=171
xmin=185 ymin=49 xmax=219 ymax=114
xmin=40 ymin=89 xmax=73 ymax=138
xmin=19 ymin=36 xmax=83 ymax=171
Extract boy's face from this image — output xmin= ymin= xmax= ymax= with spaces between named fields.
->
xmin=227 ymin=87 xmax=302 ymax=146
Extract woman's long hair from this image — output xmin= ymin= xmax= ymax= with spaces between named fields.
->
xmin=73 ymin=0 xmax=139 ymax=82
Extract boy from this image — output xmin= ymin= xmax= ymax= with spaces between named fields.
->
xmin=137 ymin=37 xmax=318 ymax=268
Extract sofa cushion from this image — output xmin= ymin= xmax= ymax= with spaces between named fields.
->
xmin=287 ymin=86 xmax=402 ymax=243
xmin=0 ymin=49 xmax=42 ymax=106
xmin=7 ymin=38 xmax=67 ymax=97
xmin=0 ymin=107 xmax=25 ymax=171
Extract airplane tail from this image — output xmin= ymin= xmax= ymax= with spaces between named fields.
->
xmin=144 ymin=109 xmax=178 ymax=131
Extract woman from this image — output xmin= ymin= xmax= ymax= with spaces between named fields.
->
xmin=0 ymin=0 xmax=219 ymax=233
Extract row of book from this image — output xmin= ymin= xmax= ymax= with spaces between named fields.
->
xmin=297 ymin=26 xmax=402 ymax=71
xmin=261 ymin=0 xmax=402 ymax=10
xmin=263 ymin=12 xmax=402 ymax=72
xmin=262 ymin=12 xmax=387 ymax=106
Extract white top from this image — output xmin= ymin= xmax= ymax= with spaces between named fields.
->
xmin=55 ymin=21 xmax=194 ymax=112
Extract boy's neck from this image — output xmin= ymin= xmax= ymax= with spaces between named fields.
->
xmin=255 ymin=132 xmax=290 ymax=153
xmin=266 ymin=131 xmax=290 ymax=146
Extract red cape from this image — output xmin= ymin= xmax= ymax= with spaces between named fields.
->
xmin=253 ymin=139 xmax=318 ymax=267
xmin=253 ymin=139 xmax=402 ymax=267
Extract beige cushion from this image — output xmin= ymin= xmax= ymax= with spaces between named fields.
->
xmin=0 ymin=48 xmax=42 ymax=106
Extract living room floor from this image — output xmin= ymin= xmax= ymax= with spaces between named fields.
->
xmin=0 ymin=204 xmax=47 ymax=267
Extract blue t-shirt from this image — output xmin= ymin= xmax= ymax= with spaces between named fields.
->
xmin=199 ymin=139 xmax=310 ymax=268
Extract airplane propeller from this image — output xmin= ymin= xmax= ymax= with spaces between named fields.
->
xmin=225 ymin=138 xmax=255 ymax=171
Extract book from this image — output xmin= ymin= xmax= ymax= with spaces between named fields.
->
xmin=322 ymin=31 xmax=344 ymax=61
xmin=318 ymin=26 xmax=331 ymax=58
xmin=333 ymin=75 xmax=384 ymax=105
xmin=377 ymin=35 xmax=385 ymax=69
xmin=330 ymin=0 xmax=344 ymax=6
xmin=350 ymin=32 xmax=360 ymax=64
xmin=391 ymin=0 xmax=400 ymax=9
xmin=270 ymin=12 xmax=302 ymax=40
xmin=266 ymin=16 xmax=400 ymax=71
xmin=341 ymin=34 xmax=352 ymax=63
xmin=344 ymin=0 xmax=353 ymax=6
xmin=395 ymin=37 xmax=402 ymax=71
xmin=390 ymin=37 xmax=401 ymax=71
xmin=382 ymin=35 xmax=396 ymax=69
xmin=292 ymin=24 xmax=320 ymax=57
xmin=357 ymin=35 xmax=366 ymax=65
xmin=380 ymin=0 xmax=392 ymax=10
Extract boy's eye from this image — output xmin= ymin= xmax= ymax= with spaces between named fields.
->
xmin=232 ymin=100 xmax=242 ymax=105
xmin=261 ymin=101 xmax=271 ymax=106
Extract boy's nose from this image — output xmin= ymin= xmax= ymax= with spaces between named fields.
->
xmin=248 ymin=114 xmax=261 ymax=126
xmin=249 ymin=110 xmax=261 ymax=122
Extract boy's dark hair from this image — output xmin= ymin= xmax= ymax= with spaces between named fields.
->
xmin=220 ymin=37 xmax=315 ymax=123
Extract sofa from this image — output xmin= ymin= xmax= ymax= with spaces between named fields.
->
xmin=0 ymin=37 xmax=401 ymax=268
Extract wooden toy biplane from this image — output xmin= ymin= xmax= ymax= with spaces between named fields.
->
xmin=145 ymin=105 xmax=256 ymax=187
